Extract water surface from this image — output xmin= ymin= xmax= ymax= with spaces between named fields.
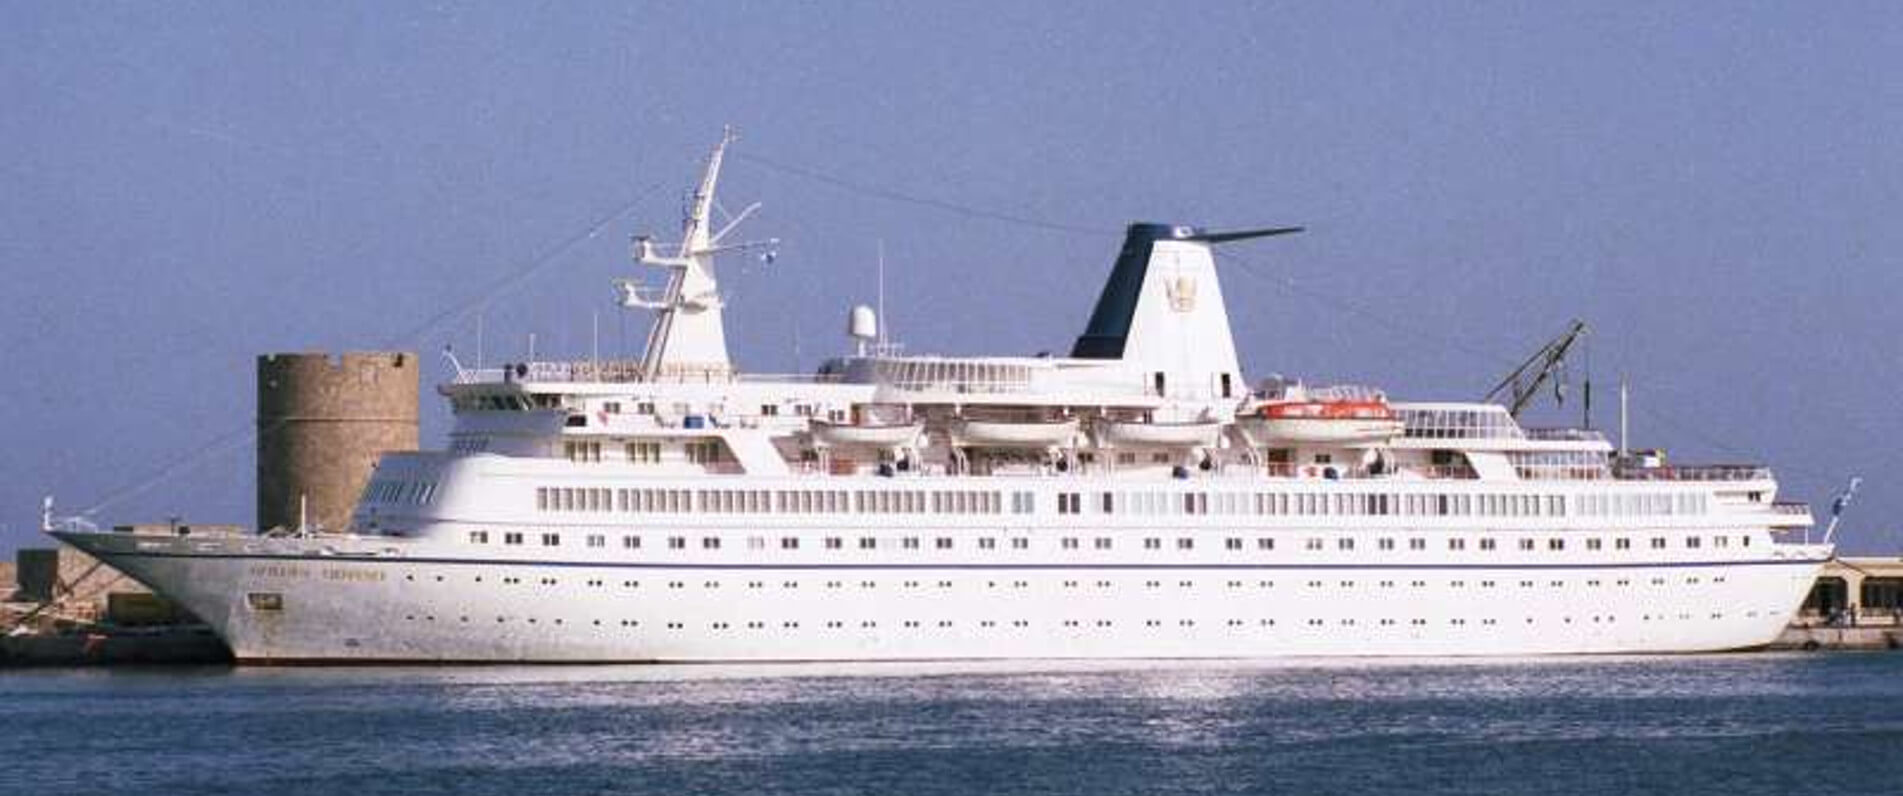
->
xmin=5 ymin=654 xmax=1900 ymax=795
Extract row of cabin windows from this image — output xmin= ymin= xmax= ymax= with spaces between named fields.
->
xmin=536 ymin=487 xmax=1021 ymax=515
xmin=404 ymin=572 xmax=1732 ymax=592
xmin=467 ymin=530 xmax=1754 ymax=552
xmin=397 ymin=612 xmax=1744 ymax=631
xmin=533 ymin=486 xmax=1705 ymax=519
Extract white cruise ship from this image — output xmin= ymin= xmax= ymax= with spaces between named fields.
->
xmin=53 ymin=132 xmax=1832 ymax=663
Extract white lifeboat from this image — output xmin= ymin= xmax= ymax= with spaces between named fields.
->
xmin=1100 ymin=419 xmax=1223 ymax=448
xmin=809 ymin=420 xmax=923 ymax=448
xmin=1236 ymin=384 xmax=1403 ymax=446
xmin=953 ymin=417 xmax=1079 ymax=448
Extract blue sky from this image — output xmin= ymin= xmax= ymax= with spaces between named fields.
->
xmin=2 ymin=2 xmax=1899 ymax=554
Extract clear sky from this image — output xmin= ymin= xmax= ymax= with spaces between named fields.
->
xmin=2 ymin=2 xmax=1898 ymax=555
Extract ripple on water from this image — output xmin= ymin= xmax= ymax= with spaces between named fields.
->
xmin=3 ymin=654 xmax=1901 ymax=796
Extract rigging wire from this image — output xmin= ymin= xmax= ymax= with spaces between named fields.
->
xmin=1215 ymin=250 xmax=1522 ymax=369
xmin=62 ymin=148 xmax=1834 ymax=525
xmin=731 ymin=152 xmax=1817 ymax=490
xmin=732 ymin=151 xmax=1114 ymax=237
xmin=75 ymin=186 xmax=667 ymax=520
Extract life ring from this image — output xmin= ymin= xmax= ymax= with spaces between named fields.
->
xmin=1304 ymin=465 xmax=1319 ymax=478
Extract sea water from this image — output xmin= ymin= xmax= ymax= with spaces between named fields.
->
xmin=3 ymin=654 xmax=1900 ymax=795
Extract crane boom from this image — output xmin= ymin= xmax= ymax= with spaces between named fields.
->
xmin=1484 ymin=320 xmax=1589 ymax=418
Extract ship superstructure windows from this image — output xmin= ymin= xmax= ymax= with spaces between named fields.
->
xmin=364 ymin=479 xmax=439 ymax=506
xmin=626 ymin=442 xmax=662 ymax=464
xmin=1057 ymin=493 xmax=1083 ymax=514
xmin=1399 ymin=407 xmax=1526 ymax=440
xmin=685 ymin=441 xmax=727 ymax=465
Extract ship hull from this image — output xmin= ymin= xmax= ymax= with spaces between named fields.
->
xmin=57 ymin=530 xmax=1828 ymax=664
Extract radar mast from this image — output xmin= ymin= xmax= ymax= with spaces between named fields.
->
xmin=617 ymin=127 xmax=778 ymax=381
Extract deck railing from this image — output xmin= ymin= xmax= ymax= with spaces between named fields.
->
xmin=1614 ymin=464 xmax=1773 ymax=482
xmin=453 ymin=359 xmax=838 ymax=386
xmin=1523 ymin=428 xmax=1609 ymax=443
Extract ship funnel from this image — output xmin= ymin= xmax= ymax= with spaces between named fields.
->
xmin=1071 ymin=222 xmax=1297 ymax=401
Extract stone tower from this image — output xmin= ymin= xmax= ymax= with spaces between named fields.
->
xmin=256 ymin=352 xmax=419 ymax=533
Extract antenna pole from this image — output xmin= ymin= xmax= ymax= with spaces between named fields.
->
xmin=1618 ymin=377 xmax=1629 ymax=458
xmin=476 ymin=310 xmax=485 ymax=369
xmin=876 ymin=239 xmax=888 ymax=349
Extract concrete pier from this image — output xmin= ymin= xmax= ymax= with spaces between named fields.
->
xmin=1773 ymin=556 xmax=1903 ymax=651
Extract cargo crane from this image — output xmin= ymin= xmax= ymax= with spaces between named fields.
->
xmin=1484 ymin=319 xmax=1590 ymax=422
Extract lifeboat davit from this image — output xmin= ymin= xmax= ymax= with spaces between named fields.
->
xmin=953 ymin=417 xmax=1079 ymax=448
xmin=1236 ymin=387 xmax=1403 ymax=446
xmin=810 ymin=420 xmax=923 ymax=448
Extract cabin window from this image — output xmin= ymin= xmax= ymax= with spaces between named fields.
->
xmin=626 ymin=442 xmax=662 ymax=464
